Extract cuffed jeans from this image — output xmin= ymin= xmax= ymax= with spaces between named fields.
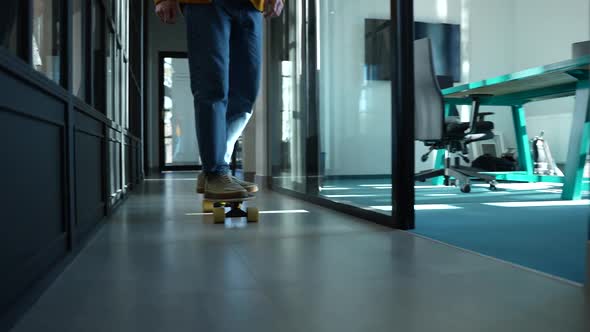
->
xmin=183 ymin=0 xmax=262 ymax=175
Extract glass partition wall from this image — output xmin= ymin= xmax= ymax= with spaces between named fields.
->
xmin=411 ymin=0 xmax=590 ymax=284
xmin=413 ymin=0 xmax=590 ymax=204
xmin=268 ymin=0 xmax=307 ymax=193
xmin=268 ymin=0 xmax=415 ymax=228
xmin=317 ymin=0 xmax=394 ymax=215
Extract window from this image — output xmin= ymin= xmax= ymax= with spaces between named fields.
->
xmin=0 ymin=1 xmax=21 ymax=56
xmin=106 ymin=32 xmax=114 ymax=119
xmin=123 ymin=60 xmax=129 ymax=129
xmin=73 ymin=0 xmax=86 ymax=99
xmin=32 ymin=0 xmax=62 ymax=84
xmin=115 ymin=46 xmax=121 ymax=123
xmin=92 ymin=0 xmax=105 ymax=111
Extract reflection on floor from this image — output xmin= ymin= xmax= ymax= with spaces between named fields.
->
xmin=10 ymin=173 xmax=590 ymax=332
xmin=320 ymin=178 xmax=590 ymax=283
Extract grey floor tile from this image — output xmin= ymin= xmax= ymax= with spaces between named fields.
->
xmin=10 ymin=173 xmax=590 ymax=332
xmin=12 ymin=283 xmax=282 ymax=332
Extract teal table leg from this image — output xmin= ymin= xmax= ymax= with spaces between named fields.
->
xmin=512 ymin=105 xmax=534 ymax=175
xmin=562 ymin=82 xmax=590 ymax=200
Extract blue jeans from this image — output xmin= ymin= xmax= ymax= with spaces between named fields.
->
xmin=184 ymin=0 xmax=262 ymax=174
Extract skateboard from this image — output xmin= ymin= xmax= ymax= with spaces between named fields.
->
xmin=202 ymin=195 xmax=259 ymax=224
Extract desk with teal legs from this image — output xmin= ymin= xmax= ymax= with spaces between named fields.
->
xmin=437 ymin=55 xmax=590 ymax=200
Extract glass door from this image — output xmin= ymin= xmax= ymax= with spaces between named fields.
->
xmin=267 ymin=0 xmax=414 ymax=228
xmin=159 ymin=54 xmax=202 ymax=170
xmin=269 ymin=0 xmax=308 ymax=193
xmin=315 ymin=0 xmax=396 ymax=215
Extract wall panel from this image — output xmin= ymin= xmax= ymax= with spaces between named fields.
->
xmin=75 ymin=110 xmax=105 ymax=239
xmin=0 ymin=107 xmax=67 ymax=317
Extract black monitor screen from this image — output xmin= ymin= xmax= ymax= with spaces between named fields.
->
xmin=365 ymin=19 xmax=461 ymax=82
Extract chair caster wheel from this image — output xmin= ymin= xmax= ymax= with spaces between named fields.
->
xmin=488 ymin=181 xmax=498 ymax=191
xmin=460 ymin=184 xmax=471 ymax=193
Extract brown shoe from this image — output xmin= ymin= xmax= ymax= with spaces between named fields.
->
xmin=204 ymin=173 xmax=248 ymax=199
xmin=232 ymin=176 xmax=258 ymax=193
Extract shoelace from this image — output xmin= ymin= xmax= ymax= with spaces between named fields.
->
xmin=219 ymin=174 xmax=233 ymax=184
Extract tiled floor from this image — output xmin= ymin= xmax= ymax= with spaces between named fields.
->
xmin=11 ymin=173 xmax=590 ymax=332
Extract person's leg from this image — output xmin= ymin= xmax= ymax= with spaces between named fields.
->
xmin=224 ymin=2 xmax=263 ymax=191
xmin=225 ymin=4 xmax=262 ymax=163
xmin=184 ymin=3 xmax=247 ymax=198
xmin=184 ymin=3 xmax=230 ymax=174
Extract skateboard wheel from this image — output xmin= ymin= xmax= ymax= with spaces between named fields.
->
xmin=203 ymin=201 xmax=214 ymax=213
xmin=213 ymin=207 xmax=225 ymax=223
xmin=247 ymin=207 xmax=259 ymax=223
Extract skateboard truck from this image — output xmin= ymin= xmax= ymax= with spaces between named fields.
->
xmin=203 ymin=197 xmax=259 ymax=224
xmin=225 ymin=202 xmax=249 ymax=218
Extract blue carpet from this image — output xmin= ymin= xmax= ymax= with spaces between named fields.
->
xmin=414 ymin=204 xmax=589 ymax=284
xmin=319 ymin=178 xmax=589 ymax=283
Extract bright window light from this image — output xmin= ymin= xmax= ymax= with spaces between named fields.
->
xmin=414 ymin=185 xmax=446 ymax=189
xmin=370 ymin=206 xmax=392 ymax=211
xmin=324 ymin=194 xmax=382 ymax=198
xmin=437 ymin=0 xmax=448 ymax=20
xmin=537 ymin=189 xmax=562 ymax=194
xmin=474 ymin=183 xmax=560 ymax=190
xmin=415 ymin=204 xmax=463 ymax=210
xmin=260 ymin=210 xmax=309 ymax=214
xmin=370 ymin=204 xmax=463 ymax=211
xmin=145 ymin=178 xmax=195 ymax=181
xmin=186 ymin=209 xmax=309 ymax=216
xmin=461 ymin=61 xmax=470 ymax=79
xmin=319 ymin=187 xmax=351 ymax=191
xmin=373 ymin=187 xmax=392 ymax=190
xmin=483 ymin=200 xmax=590 ymax=208
xmin=164 ymin=96 xmax=173 ymax=110
xmin=359 ymin=184 xmax=392 ymax=187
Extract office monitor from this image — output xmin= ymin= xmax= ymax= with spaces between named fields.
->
xmin=365 ymin=19 xmax=461 ymax=82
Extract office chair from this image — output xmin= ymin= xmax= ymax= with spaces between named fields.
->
xmin=414 ymin=38 xmax=498 ymax=193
